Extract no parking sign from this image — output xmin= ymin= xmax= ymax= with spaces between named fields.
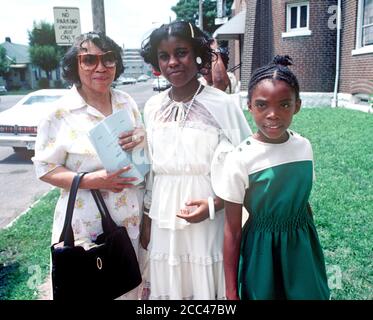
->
xmin=53 ymin=7 xmax=81 ymax=46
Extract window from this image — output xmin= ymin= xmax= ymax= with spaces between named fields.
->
xmin=362 ymin=0 xmax=373 ymax=46
xmin=282 ymin=2 xmax=312 ymax=38
xmin=353 ymin=0 xmax=373 ymax=55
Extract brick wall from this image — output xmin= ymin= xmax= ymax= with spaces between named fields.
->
xmin=272 ymin=0 xmax=337 ymax=92
xmin=241 ymin=0 xmax=338 ymax=92
xmin=339 ymin=0 xmax=373 ymax=95
xmin=241 ymin=0 xmax=258 ymax=90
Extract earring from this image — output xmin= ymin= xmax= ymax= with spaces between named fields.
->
xmin=196 ymin=56 xmax=202 ymax=65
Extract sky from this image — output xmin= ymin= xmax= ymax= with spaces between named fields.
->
xmin=0 ymin=0 xmax=178 ymax=48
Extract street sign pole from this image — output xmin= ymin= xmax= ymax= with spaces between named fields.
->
xmin=91 ymin=0 xmax=106 ymax=34
xmin=199 ymin=0 xmax=203 ymax=31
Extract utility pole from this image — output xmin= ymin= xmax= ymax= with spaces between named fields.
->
xmin=199 ymin=0 xmax=203 ymax=31
xmin=91 ymin=0 xmax=106 ymax=34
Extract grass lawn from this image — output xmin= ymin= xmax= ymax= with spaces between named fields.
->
xmin=0 ymin=189 xmax=56 ymax=300
xmin=0 ymin=107 xmax=372 ymax=300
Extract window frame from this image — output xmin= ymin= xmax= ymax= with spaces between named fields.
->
xmin=352 ymin=0 xmax=373 ymax=55
xmin=282 ymin=1 xmax=312 ymax=38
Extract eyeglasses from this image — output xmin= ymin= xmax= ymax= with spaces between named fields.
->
xmin=78 ymin=51 xmax=117 ymax=70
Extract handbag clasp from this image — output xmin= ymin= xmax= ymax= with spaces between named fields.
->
xmin=96 ymin=257 xmax=103 ymax=270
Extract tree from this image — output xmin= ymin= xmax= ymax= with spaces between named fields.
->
xmin=0 ymin=46 xmax=10 ymax=76
xmin=28 ymin=21 xmax=62 ymax=80
xmin=28 ymin=21 xmax=56 ymax=46
xmin=29 ymin=45 xmax=60 ymax=78
xmin=171 ymin=0 xmax=234 ymax=35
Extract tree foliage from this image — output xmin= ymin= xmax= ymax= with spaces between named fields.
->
xmin=28 ymin=21 xmax=62 ymax=77
xmin=0 ymin=46 xmax=10 ymax=76
xmin=171 ymin=0 xmax=234 ymax=35
xmin=29 ymin=45 xmax=60 ymax=73
xmin=28 ymin=21 xmax=57 ymax=46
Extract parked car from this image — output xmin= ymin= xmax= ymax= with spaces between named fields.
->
xmin=152 ymin=77 xmax=171 ymax=91
xmin=137 ymin=75 xmax=150 ymax=82
xmin=0 ymin=85 xmax=7 ymax=95
xmin=119 ymin=77 xmax=137 ymax=85
xmin=0 ymin=89 xmax=69 ymax=155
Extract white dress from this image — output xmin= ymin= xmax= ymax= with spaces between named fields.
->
xmin=33 ymin=86 xmax=145 ymax=300
xmin=143 ymin=86 xmax=250 ymax=300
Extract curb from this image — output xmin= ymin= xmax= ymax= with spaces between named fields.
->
xmin=3 ymin=187 xmax=54 ymax=230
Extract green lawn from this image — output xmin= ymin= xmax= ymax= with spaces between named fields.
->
xmin=0 ymin=189 xmax=56 ymax=300
xmin=0 ymin=107 xmax=372 ymax=300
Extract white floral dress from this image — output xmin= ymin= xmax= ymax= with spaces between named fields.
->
xmin=33 ymin=86 xmax=145 ymax=299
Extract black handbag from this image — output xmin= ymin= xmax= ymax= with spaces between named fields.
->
xmin=51 ymin=173 xmax=142 ymax=300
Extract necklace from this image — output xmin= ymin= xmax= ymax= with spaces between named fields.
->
xmin=146 ymin=82 xmax=202 ymax=163
xmin=169 ymin=82 xmax=202 ymax=128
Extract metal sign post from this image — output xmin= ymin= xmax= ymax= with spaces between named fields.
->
xmin=53 ymin=7 xmax=81 ymax=46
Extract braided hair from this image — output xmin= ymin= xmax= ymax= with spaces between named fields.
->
xmin=248 ymin=55 xmax=300 ymax=101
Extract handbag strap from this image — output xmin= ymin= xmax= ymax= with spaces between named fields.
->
xmin=90 ymin=189 xmax=118 ymax=234
xmin=59 ymin=172 xmax=88 ymax=246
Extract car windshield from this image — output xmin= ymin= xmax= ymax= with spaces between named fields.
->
xmin=22 ymin=95 xmax=62 ymax=105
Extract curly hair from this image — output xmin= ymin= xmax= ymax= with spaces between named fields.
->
xmin=141 ymin=21 xmax=214 ymax=74
xmin=62 ymin=32 xmax=124 ymax=86
xmin=248 ymin=55 xmax=300 ymax=101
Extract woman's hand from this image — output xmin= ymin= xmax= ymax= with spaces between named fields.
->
xmin=118 ymin=128 xmax=146 ymax=152
xmin=176 ymin=199 xmax=210 ymax=223
xmin=81 ymin=166 xmax=137 ymax=192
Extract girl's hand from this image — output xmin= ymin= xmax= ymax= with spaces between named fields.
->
xmin=140 ymin=214 xmax=151 ymax=250
xmin=118 ymin=128 xmax=146 ymax=152
xmin=82 ymin=166 xmax=137 ymax=192
xmin=176 ymin=199 xmax=210 ymax=223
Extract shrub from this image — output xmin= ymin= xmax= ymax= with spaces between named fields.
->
xmin=38 ymin=77 xmax=49 ymax=89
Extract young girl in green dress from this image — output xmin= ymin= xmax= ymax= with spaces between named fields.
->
xmin=211 ymin=55 xmax=330 ymax=300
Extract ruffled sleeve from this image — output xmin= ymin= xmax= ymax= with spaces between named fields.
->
xmin=211 ymin=139 xmax=249 ymax=204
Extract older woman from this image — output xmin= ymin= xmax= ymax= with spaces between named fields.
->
xmin=32 ymin=32 xmax=145 ymax=299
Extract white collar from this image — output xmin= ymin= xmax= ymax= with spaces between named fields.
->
xmin=63 ymin=85 xmax=126 ymax=118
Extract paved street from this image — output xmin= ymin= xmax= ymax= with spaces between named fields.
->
xmin=0 ymin=81 xmax=156 ymax=229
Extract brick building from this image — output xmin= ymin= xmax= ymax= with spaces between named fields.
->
xmin=216 ymin=0 xmax=373 ymax=111
xmin=338 ymin=0 xmax=373 ymax=110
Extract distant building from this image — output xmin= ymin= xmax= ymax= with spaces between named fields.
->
xmin=0 ymin=37 xmax=61 ymax=90
xmin=122 ymin=48 xmax=151 ymax=79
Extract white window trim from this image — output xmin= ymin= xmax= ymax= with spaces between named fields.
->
xmin=353 ymin=0 xmax=373 ymax=55
xmin=282 ymin=29 xmax=312 ymax=38
xmin=286 ymin=2 xmax=310 ymax=32
xmin=282 ymin=2 xmax=311 ymax=38
xmin=352 ymin=45 xmax=373 ymax=55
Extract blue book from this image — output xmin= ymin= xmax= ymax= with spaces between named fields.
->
xmin=88 ymin=109 xmax=150 ymax=185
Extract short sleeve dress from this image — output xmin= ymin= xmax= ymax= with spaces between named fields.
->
xmin=211 ymin=131 xmax=330 ymax=300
